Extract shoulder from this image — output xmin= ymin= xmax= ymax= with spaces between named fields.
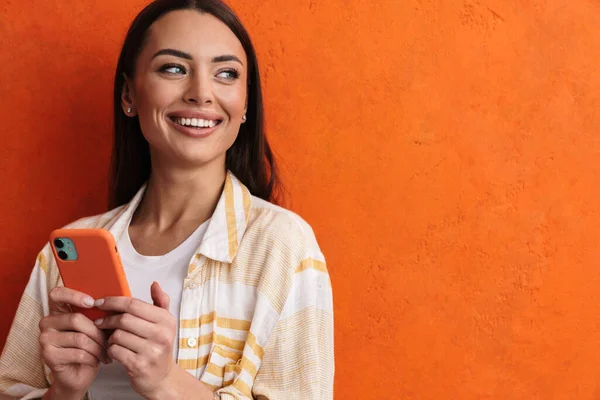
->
xmin=233 ymin=195 xmax=329 ymax=315
xmin=61 ymin=205 xmax=128 ymax=230
xmin=247 ymin=196 xmax=323 ymax=260
xmin=247 ymin=197 xmax=332 ymax=320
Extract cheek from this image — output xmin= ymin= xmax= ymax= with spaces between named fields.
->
xmin=136 ymin=78 xmax=180 ymax=113
xmin=217 ymin=85 xmax=247 ymax=116
xmin=133 ymin=80 xmax=176 ymax=145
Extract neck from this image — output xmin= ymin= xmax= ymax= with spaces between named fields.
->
xmin=132 ymin=157 xmax=227 ymax=232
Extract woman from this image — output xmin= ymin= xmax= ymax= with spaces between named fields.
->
xmin=0 ymin=0 xmax=334 ymax=399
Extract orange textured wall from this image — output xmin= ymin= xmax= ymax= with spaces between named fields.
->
xmin=2 ymin=0 xmax=600 ymax=398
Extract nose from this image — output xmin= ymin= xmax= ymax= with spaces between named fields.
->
xmin=184 ymin=71 xmax=213 ymax=105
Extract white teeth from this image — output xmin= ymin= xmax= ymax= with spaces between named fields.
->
xmin=174 ymin=117 xmax=218 ymax=128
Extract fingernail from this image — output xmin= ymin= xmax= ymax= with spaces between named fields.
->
xmin=95 ymin=318 xmax=104 ymax=325
xmin=83 ymin=297 xmax=95 ymax=308
xmin=94 ymin=299 xmax=105 ymax=307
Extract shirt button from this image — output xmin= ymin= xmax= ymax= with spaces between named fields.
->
xmin=189 ymin=282 xmax=199 ymax=289
xmin=187 ymin=338 xmax=198 ymax=348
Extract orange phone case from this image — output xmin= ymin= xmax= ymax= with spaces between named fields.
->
xmin=49 ymin=228 xmax=131 ymax=321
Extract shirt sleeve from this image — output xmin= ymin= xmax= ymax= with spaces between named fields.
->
xmin=0 ymin=250 xmax=58 ymax=399
xmin=214 ymin=255 xmax=335 ymax=400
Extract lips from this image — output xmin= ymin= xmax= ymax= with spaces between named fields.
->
xmin=166 ymin=114 xmax=222 ymax=139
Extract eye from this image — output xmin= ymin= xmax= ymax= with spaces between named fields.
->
xmin=216 ymin=68 xmax=240 ymax=80
xmin=159 ymin=64 xmax=186 ymax=75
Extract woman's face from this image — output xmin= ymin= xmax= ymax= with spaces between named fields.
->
xmin=123 ymin=10 xmax=248 ymax=170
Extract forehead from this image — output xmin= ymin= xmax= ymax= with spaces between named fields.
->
xmin=144 ymin=9 xmax=246 ymax=61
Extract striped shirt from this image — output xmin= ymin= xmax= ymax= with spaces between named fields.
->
xmin=0 ymin=172 xmax=334 ymax=399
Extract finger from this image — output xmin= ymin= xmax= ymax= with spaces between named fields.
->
xmin=107 ymin=329 xmax=146 ymax=354
xmin=107 ymin=344 xmax=137 ymax=373
xmin=41 ymin=331 xmax=110 ymax=364
xmin=49 ymin=299 xmax=71 ymax=315
xmin=95 ymin=297 xmax=166 ymax=323
xmin=43 ymin=345 xmax=100 ymax=369
xmin=49 ymin=287 xmax=95 ymax=314
xmin=39 ymin=313 xmax=108 ymax=349
xmin=151 ymin=281 xmax=170 ymax=311
xmin=94 ymin=312 xmax=157 ymax=340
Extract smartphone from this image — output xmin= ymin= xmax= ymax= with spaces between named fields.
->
xmin=49 ymin=228 xmax=131 ymax=321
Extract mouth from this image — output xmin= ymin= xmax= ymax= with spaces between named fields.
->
xmin=168 ymin=116 xmax=223 ymax=129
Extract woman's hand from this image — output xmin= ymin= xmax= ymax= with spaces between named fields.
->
xmin=39 ymin=287 xmax=110 ymax=400
xmin=94 ymin=282 xmax=177 ymax=399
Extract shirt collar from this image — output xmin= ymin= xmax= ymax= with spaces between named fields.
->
xmin=105 ymin=171 xmax=252 ymax=264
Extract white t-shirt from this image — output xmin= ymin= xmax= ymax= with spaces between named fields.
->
xmin=89 ymin=220 xmax=210 ymax=399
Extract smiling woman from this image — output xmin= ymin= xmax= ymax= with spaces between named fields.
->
xmin=0 ymin=1 xmax=334 ymax=400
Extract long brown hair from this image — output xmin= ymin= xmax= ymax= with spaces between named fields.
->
xmin=109 ymin=0 xmax=281 ymax=209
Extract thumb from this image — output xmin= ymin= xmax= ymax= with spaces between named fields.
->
xmin=151 ymin=281 xmax=170 ymax=311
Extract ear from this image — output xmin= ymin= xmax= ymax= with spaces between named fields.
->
xmin=121 ymin=74 xmax=137 ymax=117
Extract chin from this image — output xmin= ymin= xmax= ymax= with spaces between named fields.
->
xmin=149 ymin=135 xmax=232 ymax=169
xmin=173 ymin=148 xmax=227 ymax=169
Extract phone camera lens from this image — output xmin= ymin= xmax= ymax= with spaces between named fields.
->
xmin=54 ymin=239 xmax=65 ymax=249
xmin=58 ymin=251 xmax=68 ymax=260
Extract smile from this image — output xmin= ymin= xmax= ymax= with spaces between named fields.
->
xmin=169 ymin=116 xmax=222 ymax=129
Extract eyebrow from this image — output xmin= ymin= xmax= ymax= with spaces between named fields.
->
xmin=212 ymin=55 xmax=243 ymax=65
xmin=152 ymin=48 xmax=192 ymax=60
xmin=152 ymin=49 xmax=244 ymax=65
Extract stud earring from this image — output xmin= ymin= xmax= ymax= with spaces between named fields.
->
xmin=242 ymin=114 xmax=247 ymax=121
xmin=127 ymin=107 xmax=132 ymax=113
